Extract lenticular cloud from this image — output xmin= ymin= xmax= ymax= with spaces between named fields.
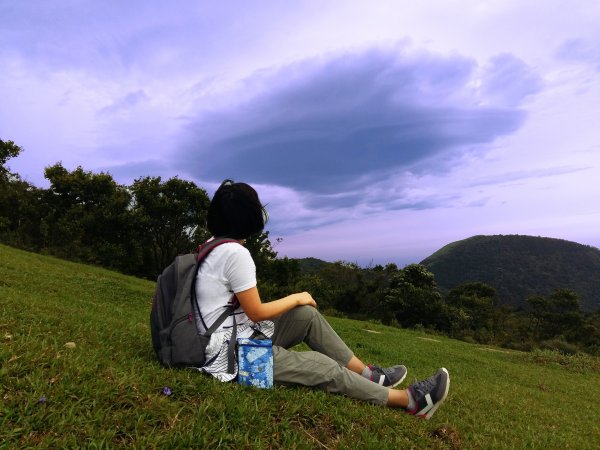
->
xmin=181 ymin=45 xmax=540 ymax=198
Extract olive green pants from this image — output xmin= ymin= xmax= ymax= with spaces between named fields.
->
xmin=271 ymin=306 xmax=389 ymax=406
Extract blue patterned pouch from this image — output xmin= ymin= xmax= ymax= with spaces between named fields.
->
xmin=237 ymin=338 xmax=273 ymax=389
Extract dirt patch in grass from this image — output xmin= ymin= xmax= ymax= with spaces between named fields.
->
xmin=431 ymin=425 xmax=463 ymax=450
xmin=292 ymin=413 xmax=343 ymax=449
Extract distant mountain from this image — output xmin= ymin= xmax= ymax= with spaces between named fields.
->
xmin=294 ymin=257 xmax=332 ymax=275
xmin=421 ymin=235 xmax=600 ymax=312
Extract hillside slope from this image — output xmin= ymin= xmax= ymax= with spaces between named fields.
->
xmin=2 ymin=243 xmax=600 ymax=448
xmin=421 ymin=235 xmax=600 ymax=312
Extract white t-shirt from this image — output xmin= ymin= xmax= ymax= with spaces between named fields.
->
xmin=193 ymin=240 xmax=274 ymax=381
xmin=194 ymin=241 xmax=256 ymax=338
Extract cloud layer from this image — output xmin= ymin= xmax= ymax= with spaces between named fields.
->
xmin=178 ymin=46 xmax=541 ymax=222
xmin=2 ymin=1 xmax=599 ymax=265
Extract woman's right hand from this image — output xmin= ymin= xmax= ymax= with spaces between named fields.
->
xmin=296 ymin=292 xmax=317 ymax=308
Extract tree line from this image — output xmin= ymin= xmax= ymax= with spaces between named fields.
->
xmin=259 ymin=258 xmax=600 ymax=356
xmin=1 ymin=139 xmax=214 ymax=279
xmin=2 ymin=139 xmax=599 ymax=356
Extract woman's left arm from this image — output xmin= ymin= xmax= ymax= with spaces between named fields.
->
xmin=236 ymin=287 xmax=316 ymax=322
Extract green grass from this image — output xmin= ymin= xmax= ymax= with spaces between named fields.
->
xmin=1 ymin=243 xmax=599 ymax=448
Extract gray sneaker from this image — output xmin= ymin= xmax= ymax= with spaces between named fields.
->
xmin=368 ymin=364 xmax=407 ymax=387
xmin=406 ymin=368 xmax=450 ymax=420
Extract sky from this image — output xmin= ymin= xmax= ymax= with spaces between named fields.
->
xmin=1 ymin=0 xmax=599 ymax=266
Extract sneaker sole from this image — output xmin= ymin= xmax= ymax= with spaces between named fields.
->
xmin=423 ymin=368 xmax=450 ymax=420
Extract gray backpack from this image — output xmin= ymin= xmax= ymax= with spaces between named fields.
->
xmin=150 ymin=238 xmax=238 ymax=371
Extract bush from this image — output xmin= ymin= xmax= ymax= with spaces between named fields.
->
xmin=525 ymin=349 xmax=600 ymax=373
xmin=585 ymin=344 xmax=600 ymax=357
xmin=473 ymin=328 xmax=494 ymax=344
xmin=503 ymin=340 xmax=536 ymax=352
xmin=539 ymin=339 xmax=580 ymax=355
xmin=320 ymin=308 xmax=347 ymax=318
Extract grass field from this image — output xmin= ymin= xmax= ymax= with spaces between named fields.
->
xmin=1 ymin=243 xmax=599 ymax=448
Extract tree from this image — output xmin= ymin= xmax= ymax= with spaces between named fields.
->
xmin=41 ymin=163 xmax=135 ymax=270
xmin=0 ymin=139 xmax=22 ymax=173
xmin=578 ymin=310 xmax=600 ymax=355
xmin=294 ymin=274 xmax=331 ymax=309
xmin=317 ymin=261 xmax=365 ymax=314
xmin=526 ymin=288 xmax=584 ymax=343
xmin=0 ymin=177 xmax=43 ymax=248
xmin=444 ymin=282 xmax=496 ymax=340
xmin=0 ymin=140 xmax=44 ymax=248
xmin=244 ymin=231 xmax=277 ymax=281
xmin=380 ymin=264 xmax=444 ymax=328
xmin=130 ymin=176 xmax=210 ymax=278
xmin=262 ymin=257 xmax=300 ymax=296
xmin=526 ymin=295 xmax=549 ymax=340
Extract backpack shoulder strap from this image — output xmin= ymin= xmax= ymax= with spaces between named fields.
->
xmin=191 ymin=237 xmax=242 ymax=374
xmin=203 ymin=300 xmax=236 ymax=335
xmin=191 ymin=237 xmax=240 ymax=332
xmin=196 ymin=237 xmax=239 ymax=263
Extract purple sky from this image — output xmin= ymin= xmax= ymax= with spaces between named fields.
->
xmin=2 ymin=1 xmax=599 ymax=266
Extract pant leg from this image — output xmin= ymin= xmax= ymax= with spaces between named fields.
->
xmin=273 ymin=346 xmax=389 ymax=406
xmin=271 ymin=306 xmax=390 ymax=406
xmin=271 ymin=305 xmax=353 ymax=366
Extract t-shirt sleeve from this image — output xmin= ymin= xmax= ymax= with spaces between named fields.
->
xmin=223 ymin=245 xmax=257 ymax=293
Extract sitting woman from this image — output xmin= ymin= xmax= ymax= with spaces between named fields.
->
xmin=195 ymin=179 xmax=449 ymax=419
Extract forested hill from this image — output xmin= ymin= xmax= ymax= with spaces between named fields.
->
xmin=421 ymin=235 xmax=600 ymax=312
xmin=295 ymin=257 xmax=331 ymax=274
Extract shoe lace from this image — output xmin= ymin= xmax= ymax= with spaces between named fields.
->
xmin=410 ymin=374 xmax=436 ymax=395
xmin=380 ymin=366 xmax=395 ymax=376
xmin=372 ymin=365 xmax=400 ymax=376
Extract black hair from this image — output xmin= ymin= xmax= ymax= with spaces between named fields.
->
xmin=207 ymin=179 xmax=268 ymax=239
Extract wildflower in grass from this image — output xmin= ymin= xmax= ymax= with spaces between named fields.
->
xmin=38 ymin=395 xmax=47 ymax=404
xmin=163 ymin=386 xmax=172 ymax=397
